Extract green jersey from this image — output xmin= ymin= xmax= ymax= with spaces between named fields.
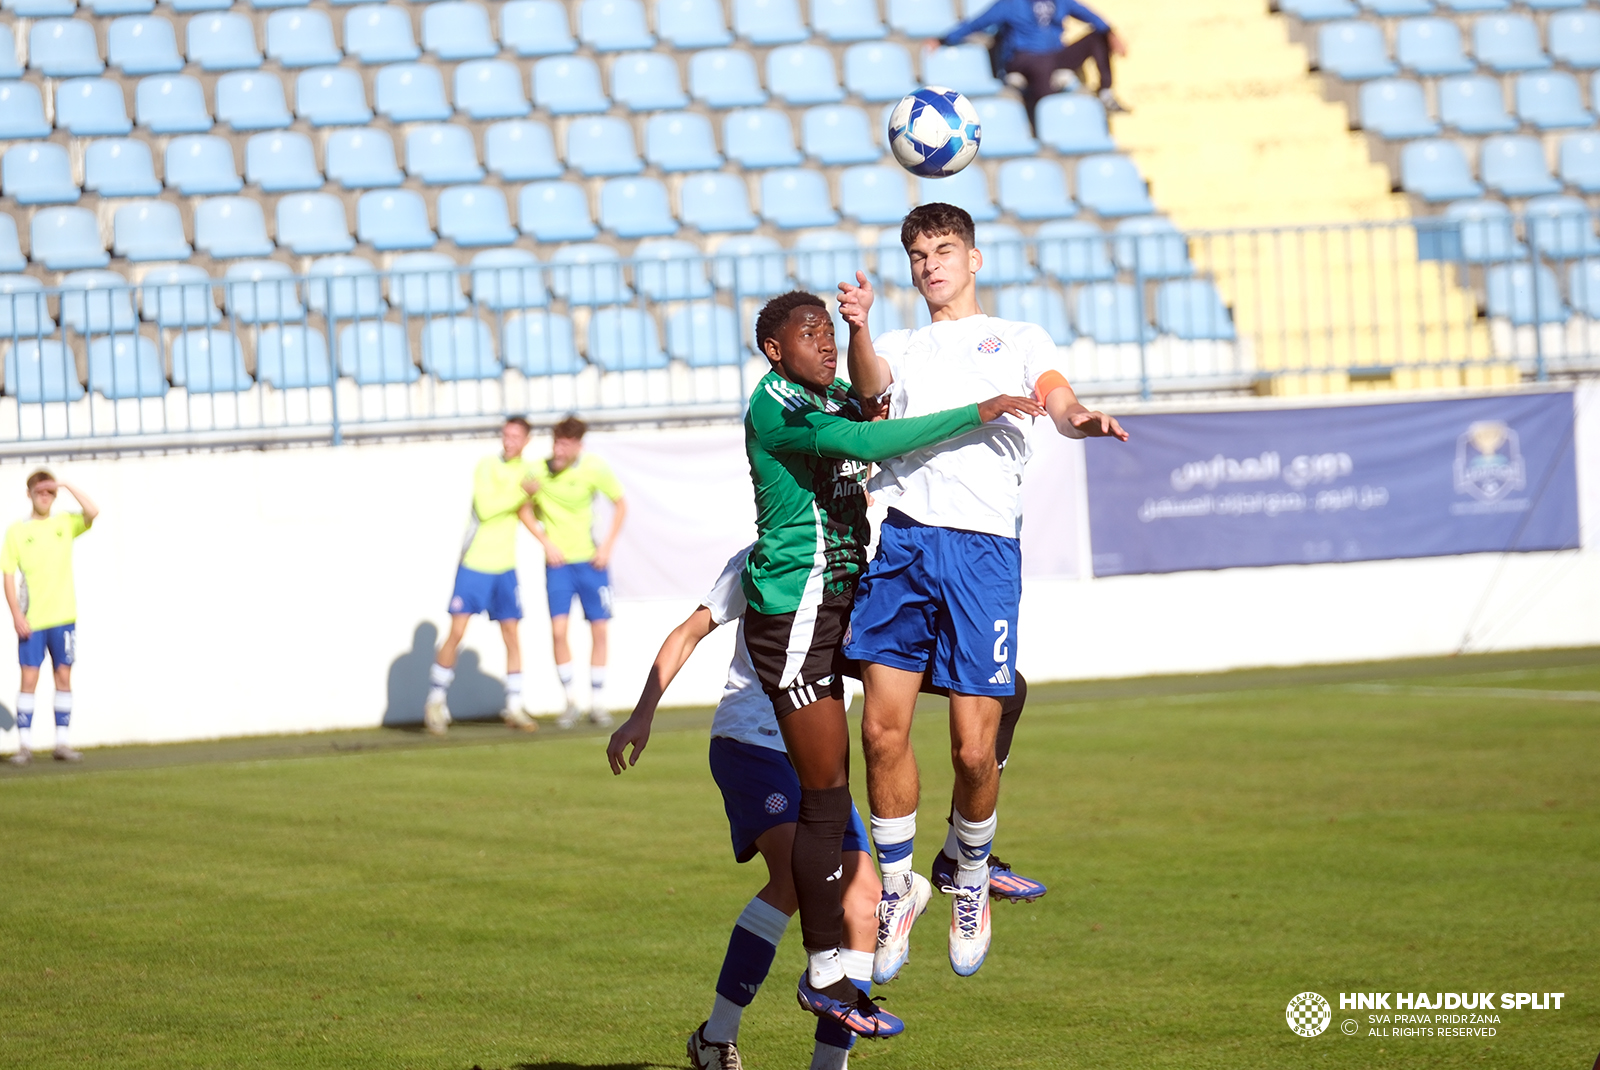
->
xmin=741 ymin=370 xmax=982 ymax=615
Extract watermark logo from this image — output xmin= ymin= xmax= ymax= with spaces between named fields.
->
xmin=1287 ymin=992 xmax=1333 ymax=1037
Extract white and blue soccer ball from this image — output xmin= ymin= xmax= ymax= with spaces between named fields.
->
xmin=888 ymin=87 xmax=982 ymax=179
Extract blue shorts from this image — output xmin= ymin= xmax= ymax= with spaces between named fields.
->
xmin=449 ymin=566 xmax=522 ymax=621
xmin=546 ymin=562 xmax=612 ymax=621
xmin=709 ymin=736 xmax=870 ymax=864
xmin=19 ymin=623 xmax=75 ymax=668
xmin=843 ymin=509 xmax=1021 ymax=696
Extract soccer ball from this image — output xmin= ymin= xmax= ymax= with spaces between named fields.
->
xmin=887 ymin=87 xmax=982 ymax=178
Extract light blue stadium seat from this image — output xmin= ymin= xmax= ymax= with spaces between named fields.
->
xmin=995 ymin=285 xmax=1074 ymax=344
xmin=165 ymin=135 xmax=242 ymax=195
xmin=247 ymin=132 xmax=320 ymax=191
xmin=534 ymin=56 xmax=609 ymax=114
xmin=567 ymin=116 xmax=644 ymax=176
xmin=136 ymin=74 xmax=211 ymax=132
xmin=666 ymin=303 xmax=743 ymax=366
xmin=425 ymin=1 xmax=497 ymax=59
xmin=6 ymin=341 xmax=85 ymax=402
xmin=973 ymin=223 xmax=1035 ymax=285
xmin=29 ymin=19 xmax=104 ymax=77
xmin=1474 ymin=16 xmax=1549 ymax=72
xmin=1038 ymin=219 xmax=1115 ymax=282
xmin=502 ymin=0 xmax=576 ymax=55
xmin=296 ymin=67 xmax=373 ymax=125
xmin=580 ymin=0 xmax=654 ymax=50
xmin=1360 ymin=79 xmax=1439 ymax=138
xmin=306 ymin=255 xmax=385 ymax=319
xmin=874 ymin=229 xmax=910 ymax=286
xmin=0 ymin=82 xmax=50 ymax=139
xmin=56 ymin=271 xmax=134 ymax=337
xmin=691 ymin=49 xmax=767 ymax=107
xmin=266 ymin=10 xmax=339 ymax=66
xmin=923 ymin=44 xmax=1002 ymax=96
xmin=0 ymin=276 xmax=52 ymax=337
xmin=1400 ymin=139 xmax=1483 ymax=200
xmin=659 ymin=0 xmax=732 ymax=47
xmin=804 ymin=106 xmax=879 ymax=165
xmin=1034 ymin=93 xmax=1114 ymax=155
xmin=588 ymin=308 xmax=667 ymax=370
xmin=599 ymin=177 xmax=677 ymax=238
xmin=998 ymin=159 xmax=1076 ymax=220
xmin=8 ymin=0 xmax=75 ymax=15
xmin=0 ymin=28 xmax=17 ymax=78
xmin=359 ymin=190 xmax=436 ymax=250
xmin=843 ymin=41 xmax=916 ymax=102
xmin=487 ymin=120 xmax=562 ymax=179
xmin=439 ymin=185 xmax=516 ymax=246
xmin=1566 ymin=260 xmax=1600 ymax=317
xmin=504 ymin=312 xmax=581 ymax=374
xmin=56 ymin=78 xmax=132 ymax=136
xmin=1526 ymin=0 xmax=1581 ymax=9
xmin=0 ymin=218 xmax=23 ymax=272
xmin=761 ymin=169 xmax=839 ymax=228
xmin=109 ymin=201 xmax=188 ymax=263
xmin=1549 ymin=12 xmax=1600 ymax=69
xmin=1155 ymin=279 xmax=1236 ymax=340
xmin=613 ymin=52 xmax=689 ymax=111
xmin=1319 ymin=21 xmax=1398 ymax=79
xmin=338 ymin=321 xmax=417 ymax=384
xmin=256 ymin=326 xmax=332 ymax=389
xmin=376 ymin=63 xmax=452 ymax=122
xmin=840 ymin=164 xmax=910 ymax=224
xmin=1437 ymin=75 xmax=1514 ymax=134
xmin=919 ymin=168 xmax=998 ymax=222
xmin=406 ymin=124 xmax=485 ymax=184
xmin=813 ymin=0 xmax=885 ymax=40
xmin=735 ymin=0 xmax=807 ymax=44
xmin=196 ymin=197 xmax=274 ymax=258
xmin=224 ymin=260 xmax=302 ymax=324
xmin=1075 ymin=282 xmax=1155 ymax=344
xmin=109 ymin=16 xmax=184 ymax=74
xmin=88 ymin=335 xmax=167 ymax=398
xmin=518 ymin=182 xmax=600 ymax=241
xmin=634 ymin=239 xmax=713 ymax=300
xmin=1517 ymin=73 xmax=1592 ymax=130
xmin=711 ymin=235 xmax=793 ymax=295
xmin=1485 ymin=263 xmax=1566 ymax=324
xmin=1481 ymin=135 xmax=1561 ymax=196
xmin=768 ymin=45 xmax=846 ymax=105
xmin=455 ymin=60 xmax=530 ymax=119
xmin=1282 ymin=0 xmax=1359 ymax=19
xmin=327 ymin=129 xmax=403 ymax=188
xmin=1559 ymin=133 xmax=1600 ymax=192
xmin=171 ymin=0 xmax=233 ymax=13
xmin=390 ymin=252 xmax=469 ymax=314
xmin=423 ymin=317 xmax=500 ymax=380
xmin=682 ymin=172 xmax=760 ymax=232
xmin=971 ymin=96 xmax=1038 ymax=157
xmin=1438 ymin=0 xmax=1506 ymax=11
xmin=84 ymin=139 xmax=161 ymax=196
xmin=549 ymin=243 xmax=632 ymax=304
xmin=139 ymin=264 xmax=218 ymax=328
xmin=1077 ymin=154 xmax=1156 ymax=217
xmin=171 ymin=330 xmax=252 ymax=392
xmin=34 ymin=207 xmax=111 ymax=269
xmin=187 ymin=14 xmax=260 ymax=70
xmin=1360 ymin=0 xmax=1431 ymax=16
xmin=725 ymin=108 xmax=803 ymax=167
xmin=3 ymin=144 xmax=78 ymax=205
xmin=216 ymin=72 xmax=292 ymax=130
xmin=346 ymin=5 xmax=420 ymax=63
xmin=1445 ymin=199 xmax=1524 ymax=261
xmin=889 ymin=0 xmax=957 ymax=36
xmin=1112 ymin=216 xmax=1193 ymax=278
xmin=471 ymin=248 xmax=546 ymax=309
xmin=646 ymin=111 xmax=723 ymax=171
xmin=1523 ymin=194 xmax=1600 ymax=257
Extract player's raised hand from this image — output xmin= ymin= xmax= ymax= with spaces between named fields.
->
xmin=837 ymin=271 xmax=874 ymax=331
xmin=1068 ymin=410 xmax=1130 ymax=441
xmin=977 ymin=394 xmax=1047 ymax=422
xmin=606 ymin=712 xmax=652 ymax=774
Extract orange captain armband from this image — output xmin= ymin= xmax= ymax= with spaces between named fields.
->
xmin=1033 ymin=370 xmax=1069 ymax=404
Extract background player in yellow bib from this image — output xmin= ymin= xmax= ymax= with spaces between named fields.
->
xmin=3 ymin=469 xmax=98 ymax=765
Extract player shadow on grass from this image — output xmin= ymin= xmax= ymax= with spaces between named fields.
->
xmin=384 ymin=622 xmax=505 ymax=728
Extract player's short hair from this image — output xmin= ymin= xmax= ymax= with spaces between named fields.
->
xmin=503 ymin=415 xmax=532 ymax=435
xmin=25 ymin=469 xmax=53 ymax=492
xmin=901 ymin=203 xmax=975 ymax=251
xmin=755 ymin=291 xmax=829 ymax=353
xmin=552 ymin=414 xmax=587 ymax=441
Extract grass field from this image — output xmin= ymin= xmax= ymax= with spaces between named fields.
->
xmin=2 ymin=648 xmax=1597 ymax=1070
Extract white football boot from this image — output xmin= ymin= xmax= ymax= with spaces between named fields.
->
xmin=872 ymin=871 xmax=932 ymax=984
xmin=686 ymin=1023 xmax=743 ymax=1070
xmin=423 ymin=695 xmax=451 ymax=736
xmin=948 ymin=863 xmax=992 ymax=977
xmin=555 ymin=700 xmax=581 ymax=729
xmin=588 ymin=705 xmax=613 ymax=729
xmin=501 ymin=702 xmax=537 ymax=731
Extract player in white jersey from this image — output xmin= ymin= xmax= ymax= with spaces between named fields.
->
xmin=837 ymin=203 xmax=1128 ymax=979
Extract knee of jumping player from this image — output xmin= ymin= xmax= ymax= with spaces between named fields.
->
xmin=860 ymin=713 xmax=910 ymax=764
xmin=951 ymin=736 xmax=997 ymax=785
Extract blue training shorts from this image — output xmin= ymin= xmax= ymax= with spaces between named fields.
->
xmin=19 ymin=623 xmax=74 ymax=669
xmin=709 ymin=736 xmax=870 ymax=864
xmin=449 ymin=566 xmax=522 ymax=621
xmin=546 ymin=562 xmax=612 ymax=621
xmin=843 ymin=509 xmax=1021 ymax=697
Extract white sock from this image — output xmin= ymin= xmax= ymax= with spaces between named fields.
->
xmin=590 ymin=665 xmax=606 ymax=707
xmin=704 ymin=995 xmax=744 ymax=1046
xmin=807 ymin=947 xmax=844 ymax=988
xmin=505 ymin=671 xmax=523 ymax=706
xmin=953 ymin=808 xmax=997 ymax=883
xmin=556 ymin=662 xmax=578 ymax=705
xmin=809 ymin=1041 xmax=850 ymax=1070
xmin=16 ymin=692 xmax=33 ymax=750
xmin=839 ymin=947 xmax=873 ymax=985
xmin=871 ymin=810 xmax=917 ymax=892
xmin=428 ymin=663 xmax=454 ymax=704
xmin=942 ymin=820 xmax=960 ymax=860
xmin=54 ymin=689 xmax=72 ymax=748
xmin=54 ymin=722 xmax=68 ymax=748
xmin=17 ymin=722 xmax=31 ymax=749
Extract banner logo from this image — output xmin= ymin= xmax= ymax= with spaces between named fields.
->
xmin=1287 ymin=992 xmax=1333 ymax=1037
xmin=1454 ymin=420 xmax=1525 ymax=502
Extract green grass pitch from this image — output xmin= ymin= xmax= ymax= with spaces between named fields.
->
xmin=1 ymin=648 xmax=1596 ymax=1069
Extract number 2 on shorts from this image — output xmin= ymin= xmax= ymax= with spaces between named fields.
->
xmin=992 ymin=619 xmax=1009 ymax=663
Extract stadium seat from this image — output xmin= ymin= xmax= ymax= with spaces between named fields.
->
xmin=612 ymin=52 xmax=689 ymax=111
xmin=1566 ymin=260 xmax=1600 ymax=317
xmin=471 ymin=248 xmax=546 ymax=309
xmin=1037 ymin=219 xmax=1115 ymax=281
xmin=2 ymin=144 xmax=78 ymax=205
xmin=588 ymin=308 xmax=667 ymax=370
xmin=768 ymin=45 xmax=846 ymax=105
xmin=840 ymin=165 xmax=910 ymax=224
xmin=1075 ymin=282 xmax=1155 ymax=344
xmin=504 ymin=312 xmax=582 ymax=374
xmin=1523 ymin=194 xmax=1600 ymax=257
xmin=306 ymin=255 xmax=385 ymax=319
xmin=0 ymin=27 xmax=17 ymax=79
xmin=424 ymin=1 xmax=497 ymax=59
xmin=1474 ymin=16 xmax=1549 ymax=72
xmin=487 ymin=120 xmax=562 ymax=179
xmin=5 ymin=341 xmax=84 ymax=402
xmin=502 ymin=0 xmax=576 ymax=55
xmin=923 ymin=44 xmax=1003 ymax=96
xmin=327 ymin=129 xmax=403 ymax=188
xmin=971 ymin=96 xmax=1039 ymax=157
xmin=375 ymin=64 xmax=452 ymax=122
xmin=359 ymin=190 xmax=436 ymax=250
xmin=266 ymin=10 xmax=339 ymax=67
xmin=1485 ymin=263 xmax=1566 ymax=324
xmin=844 ymin=42 xmax=916 ymax=102
xmin=108 ymin=16 xmax=184 ymax=75
xmin=390 ymin=252 xmax=469 ymax=314
xmin=165 ymin=135 xmax=243 ymax=195
xmin=1360 ymin=0 xmax=1431 ymax=16
xmin=1549 ymin=12 xmax=1600 ymax=70
xmin=55 ymin=78 xmax=133 ymax=136
xmin=88 ymin=335 xmax=167 ymax=398
xmin=710 ymin=235 xmax=793 ymax=294
xmin=994 ymin=284 xmax=1073 ymax=344
xmin=725 ymin=109 xmax=803 ymax=168
xmin=1282 ymin=0 xmax=1358 ymax=19
xmin=455 ymin=61 xmax=531 ymax=119
xmin=549 ymin=243 xmax=631 ymax=304
xmin=1438 ymin=0 xmax=1506 ymax=11
xmin=296 ymin=67 xmax=373 ymax=125
xmin=1445 ymin=199 xmax=1524 ymax=261
xmin=171 ymin=330 xmax=253 ymax=393
xmin=633 ymin=239 xmax=713 ymax=300
xmin=918 ymin=168 xmax=998 ymax=222
xmin=659 ymin=0 xmax=733 ymax=47
xmin=0 ymin=83 xmax=49 ymax=139
xmin=256 ymin=326 xmax=332 ymax=389
xmin=518 ymin=182 xmax=600 ymax=241
xmin=139 ymin=264 xmax=219 ymax=328
xmin=1035 ymin=93 xmax=1114 ymax=154
xmin=0 ymin=218 xmax=23 ymax=272
xmin=438 ymin=185 xmax=516 ymax=246
xmin=187 ymin=13 xmax=261 ymax=70
xmin=691 ymin=49 xmax=767 ymax=107
xmin=29 ymin=19 xmax=104 ymax=77
xmin=566 ymin=116 xmax=644 ymax=176
xmin=246 ymin=132 xmax=321 ymax=192
xmin=34 ymin=207 xmax=111 ymax=269
xmin=1400 ymin=139 xmax=1483 ymax=201
xmin=1516 ymin=73 xmax=1592 ymax=130
xmin=406 ymin=124 xmax=485 ymax=184
xmin=59 ymin=270 xmax=138 ymax=334
xmin=813 ymin=0 xmax=885 ymax=40
xmin=338 ymin=321 xmax=418 ymax=383
xmin=224 ymin=260 xmax=302 ymax=324
xmin=195 ymin=197 xmax=274 ymax=258
xmin=1360 ymin=79 xmax=1440 ymax=138
xmin=998 ymin=159 xmax=1077 ymax=220
xmin=345 ymin=5 xmax=420 ymax=63
xmin=803 ymin=105 xmax=880 ymax=165
xmin=0 ymin=276 xmax=52 ymax=337
xmin=579 ymin=0 xmax=654 ymax=50
xmin=1438 ymin=75 xmax=1515 ymax=134
xmin=1526 ymin=0 xmax=1582 ymax=9
xmin=970 ymin=223 xmax=1033 ymax=284
xmin=734 ymin=0 xmax=807 ymax=44
xmin=216 ymin=72 xmax=292 ymax=130
xmin=422 ymin=317 xmax=500 ymax=380
xmin=1112 ymin=217 xmax=1193 ymax=278
xmin=9 ymin=0 xmax=75 ymax=16
xmin=1558 ymin=133 xmax=1600 ymax=192
xmin=681 ymin=172 xmax=760 ymax=232
xmin=111 ymin=201 xmax=188 ymax=262
xmin=761 ymin=169 xmax=839 ymax=229
xmin=1480 ymin=135 xmax=1562 ymax=196
xmin=599 ymin=177 xmax=677 ymax=238
xmin=135 ymin=75 xmax=211 ymax=132
xmin=1076 ymin=155 xmax=1155 ymax=217
xmin=888 ymin=0 xmax=957 ymax=36
xmin=1317 ymin=21 xmax=1397 ymax=79
xmin=666 ymin=303 xmax=743 ymax=366
xmin=1155 ymin=279 xmax=1236 ymax=340
xmin=534 ymin=56 xmax=609 ymax=114
xmin=646 ymin=112 xmax=723 ymax=171
xmin=84 ymin=139 xmax=161 ymax=196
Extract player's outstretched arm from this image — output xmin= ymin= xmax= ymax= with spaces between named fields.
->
xmin=838 ymin=272 xmax=891 ymax=399
xmin=755 ymin=391 xmax=1044 ymax=464
xmin=607 ymin=604 xmax=720 ymax=775
xmin=593 ymin=497 xmax=627 ymax=570
xmin=3 ymin=574 xmax=29 ymax=640
xmin=59 ymin=482 xmax=98 ymax=528
xmin=1044 ymin=383 xmax=1129 ymax=441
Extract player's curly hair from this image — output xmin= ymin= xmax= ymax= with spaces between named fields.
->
xmin=551 ymin=414 xmax=587 ymax=440
xmin=901 ymin=203 xmax=975 ymax=250
xmin=754 ymin=291 xmax=828 ymax=354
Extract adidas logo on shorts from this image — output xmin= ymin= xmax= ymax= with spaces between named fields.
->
xmin=988 ymin=664 xmax=1013 ymax=686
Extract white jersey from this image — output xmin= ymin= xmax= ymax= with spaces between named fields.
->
xmin=703 ymin=545 xmax=786 ymax=753
xmin=869 ymin=314 xmax=1063 ymax=540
